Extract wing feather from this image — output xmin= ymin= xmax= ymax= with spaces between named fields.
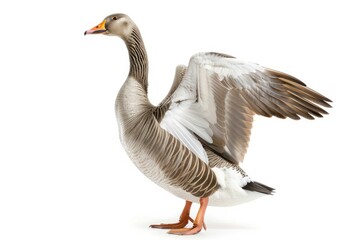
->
xmin=158 ymin=52 xmax=332 ymax=165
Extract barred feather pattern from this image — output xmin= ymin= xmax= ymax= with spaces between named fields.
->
xmin=206 ymin=147 xmax=248 ymax=178
xmin=110 ymin=14 xmax=331 ymax=203
xmin=125 ymin=26 xmax=149 ymax=92
xmin=116 ymin=30 xmax=218 ymax=198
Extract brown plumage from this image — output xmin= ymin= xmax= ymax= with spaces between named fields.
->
xmin=85 ymin=13 xmax=332 ymax=235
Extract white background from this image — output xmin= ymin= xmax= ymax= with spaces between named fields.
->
xmin=1 ymin=0 xmax=359 ymax=239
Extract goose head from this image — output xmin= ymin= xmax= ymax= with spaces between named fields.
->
xmin=84 ymin=13 xmax=135 ymax=39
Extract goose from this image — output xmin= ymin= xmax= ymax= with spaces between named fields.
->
xmin=84 ymin=13 xmax=332 ymax=235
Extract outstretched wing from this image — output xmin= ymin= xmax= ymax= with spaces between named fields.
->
xmin=159 ymin=52 xmax=332 ymax=165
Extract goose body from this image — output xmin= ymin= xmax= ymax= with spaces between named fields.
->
xmin=116 ymin=71 xmax=266 ymax=207
xmin=85 ymin=13 xmax=331 ymax=234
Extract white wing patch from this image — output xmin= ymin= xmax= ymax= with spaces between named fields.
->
xmin=160 ymin=104 xmax=210 ymax=164
xmin=162 ymin=53 xmax=266 ymax=165
xmin=160 ymin=53 xmax=261 ymax=165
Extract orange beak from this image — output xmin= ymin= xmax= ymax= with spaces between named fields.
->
xmin=84 ymin=20 xmax=107 ymax=35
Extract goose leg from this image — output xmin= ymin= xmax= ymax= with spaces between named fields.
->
xmin=168 ymin=197 xmax=209 ymax=235
xmin=149 ymin=200 xmax=193 ymax=229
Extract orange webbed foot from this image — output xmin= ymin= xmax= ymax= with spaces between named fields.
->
xmin=149 ymin=216 xmax=194 ymax=229
xmin=149 ymin=200 xmax=193 ymax=230
xmin=167 ymin=222 xmax=204 ymax=235
xmin=167 ymin=197 xmax=209 ymax=235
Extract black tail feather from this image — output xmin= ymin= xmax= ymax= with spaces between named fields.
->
xmin=243 ymin=181 xmax=275 ymax=195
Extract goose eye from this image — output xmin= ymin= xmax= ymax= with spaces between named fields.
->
xmin=112 ymin=16 xmax=118 ymax=20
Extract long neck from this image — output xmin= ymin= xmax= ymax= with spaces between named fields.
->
xmin=125 ymin=26 xmax=149 ymax=93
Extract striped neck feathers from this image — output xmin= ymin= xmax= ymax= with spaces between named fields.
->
xmin=125 ymin=26 xmax=149 ymax=93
